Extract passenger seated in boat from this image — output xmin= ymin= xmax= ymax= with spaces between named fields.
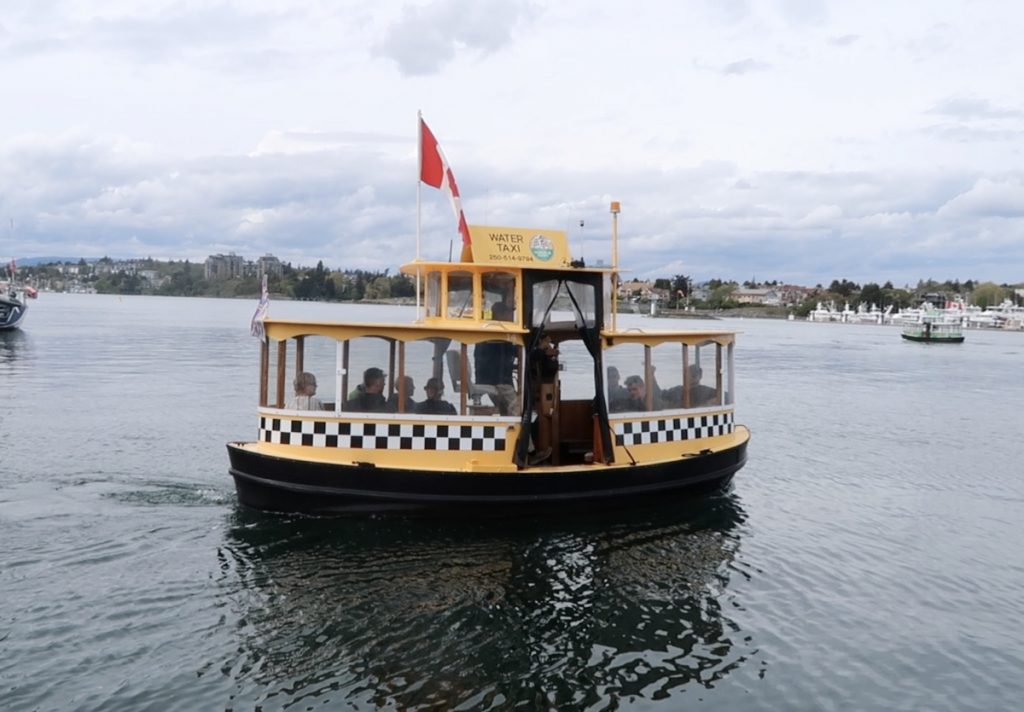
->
xmin=288 ymin=371 xmax=324 ymax=410
xmin=606 ymin=366 xmax=628 ymax=411
xmin=617 ymin=374 xmax=663 ymax=412
xmin=686 ymin=364 xmax=718 ymax=407
xmin=346 ymin=367 xmax=387 ymax=412
xmin=415 ymin=377 xmax=457 ymax=415
xmin=473 ymin=300 xmax=519 ymax=415
xmin=387 ymin=375 xmax=416 ymax=413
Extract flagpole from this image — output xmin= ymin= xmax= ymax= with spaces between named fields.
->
xmin=415 ymin=110 xmax=423 ymax=320
xmin=611 ymin=201 xmax=620 ymax=332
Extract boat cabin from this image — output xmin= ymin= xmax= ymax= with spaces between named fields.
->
xmin=256 ymin=238 xmax=735 ymax=469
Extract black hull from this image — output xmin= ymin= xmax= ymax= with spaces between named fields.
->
xmin=901 ymin=334 xmax=964 ymax=343
xmin=227 ymin=441 xmax=748 ymax=515
xmin=0 ymin=295 xmax=27 ymax=330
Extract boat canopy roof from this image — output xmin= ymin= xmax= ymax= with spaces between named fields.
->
xmin=261 ymin=317 xmax=735 ymax=348
xmin=263 ymin=318 xmax=526 ymax=345
xmin=602 ymin=330 xmax=736 ymax=347
xmin=399 ymin=260 xmax=613 ymax=278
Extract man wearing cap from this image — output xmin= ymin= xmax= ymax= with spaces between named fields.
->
xmin=415 ymin=377 xmax=457 ymax=415
xmin=346 ymin=367 xmax=387 ymax=412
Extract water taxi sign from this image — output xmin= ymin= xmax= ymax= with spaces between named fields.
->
xmin=467 ymin=225 xmax=570 ymax=267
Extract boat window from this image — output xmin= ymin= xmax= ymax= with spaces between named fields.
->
xmin=446 ymin=271 xmax=474 ymax=319
xmin=261 ymin=333 xmax=527 ymax=417
xmin=425 ymin=271 xmax=442 ymax=318
xmin=296 ymin=335 xmax=340 ymax=411
xmin=266 ymin=338 xmax=285 ymax=408
xmin=604 ymin=343 xmax=647 ymax=413
xmin=434 ymin=338 xmax=522 ymax=416
xmin=553 ymin=338 xmax=593 ymax=401
xmin=567 ymin=281 xmax=596 ymax=327
xmin=531 ymin=279 xmax=596 ymax=329
xmin=341 ymin=336 xmax=394 ymax=412
xmin=532 ymin=279 xmax=559 ymax=325
xmin=604 ymin=340 xmax=726 ymax=413
xmin=482 ymin=271 xmax=516 ymax=321
xmin=395 ymin=337 xmax=452 ymax=414
xmin=725 ymin=341 xmax=734 ymax=405
xmin=264 ymin=335 xmax=341 ymax=411
xmin=603 ymin=273 xmax=614 ymax=325
xmin=686 ymin=341 xmax=723 ymax=408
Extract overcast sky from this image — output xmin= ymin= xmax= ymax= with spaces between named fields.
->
xmin=2 ymin=0 xmax=1022 ymax=286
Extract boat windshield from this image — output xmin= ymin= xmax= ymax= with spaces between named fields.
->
xmin=531 ymin=278 xmax=596 ymax=330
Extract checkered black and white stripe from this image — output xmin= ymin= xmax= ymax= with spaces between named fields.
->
xmin=614 ymin=412 xmax=733 ymax=447
xmin=259 ymin=417 xmax=507 ymax=452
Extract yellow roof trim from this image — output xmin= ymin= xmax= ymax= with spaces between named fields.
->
xmin=602 ymin=330 xmax=737 ymax=347
xmin=264 ymin=318 xmax=527 ymax=345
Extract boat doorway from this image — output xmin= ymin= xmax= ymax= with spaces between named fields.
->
xmin=518 ymin=270 xmax=613 ymax=466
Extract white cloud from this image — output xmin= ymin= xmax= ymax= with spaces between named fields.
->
xmin=373 ymin=0 xmax=538 ymax=76
xmin=937 ymin=178 xmax=1024 ymax=219
xmin=0 ymin=0 xmax=1023 ymax=286
xmin=797 ymin=205 xmax=843 ymax=227
xmin=721 ymin=57 xmax=772 ymax=75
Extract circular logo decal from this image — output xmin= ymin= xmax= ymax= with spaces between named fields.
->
xmin=530 ymin=234 xmax=554 ymax=261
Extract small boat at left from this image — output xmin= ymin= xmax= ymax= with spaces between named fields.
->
xmin=0 ymin=259 xmax=31 ymax=331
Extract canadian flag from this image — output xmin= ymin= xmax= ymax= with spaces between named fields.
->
xmin=420 ymin=118 xmax=472 ymax=259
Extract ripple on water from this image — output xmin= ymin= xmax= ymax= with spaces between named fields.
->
xmin=6 ymin=305 xmax=1024 ymax=710
xmin=196 ymin=499 xmax=762 ymax=709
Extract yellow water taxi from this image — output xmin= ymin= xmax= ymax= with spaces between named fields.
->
xmin=228 ymin=210 xmax=749 ymax=513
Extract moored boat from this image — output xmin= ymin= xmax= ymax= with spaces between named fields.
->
xmin=901 ymin=316 xmax=964 ymax=343
xmin=0 ymin=288 xmax=28 ymax=330
xmin=1 ymin=259 xmax=29 ymax=330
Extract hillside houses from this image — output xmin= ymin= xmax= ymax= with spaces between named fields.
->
xmin=617 ymin=280 xmax=660 ymax=302
xmin=615 ymin=280 xmax=818 ymax=308
xmin=732 ymin=287 xmax=780 ymax=305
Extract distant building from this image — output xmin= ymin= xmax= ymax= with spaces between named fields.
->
xmin=918 ymin=292 xmax=946 ymax=306
xmin=618 ymin=280 xmax=655 ymax=301
xmin=205 ymin=253 xmax=245 ymax=280
xmin=733 ymin=288 xmax=781 ymax=306
xmin=690 ymin=284 xmax=711 ymax=302
xmin=256 ymin=254 xmax=283 ymax=279
xmin=778 ymin=284 xmax=816 ymax=306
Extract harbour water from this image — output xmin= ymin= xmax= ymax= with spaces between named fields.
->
xmin=2 ymin=294 xmax=1023 ymax=711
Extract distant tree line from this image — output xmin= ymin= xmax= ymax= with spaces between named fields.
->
xmin=19 ymin=259 xmax=1022 ymax=311
xmin=652 ymin=274 xmax=1020 ymax=313
xmin=23 ymin=258 xmax=416 ymax=302
xmin=789 ymin=277 xmax=1015 ymax=316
